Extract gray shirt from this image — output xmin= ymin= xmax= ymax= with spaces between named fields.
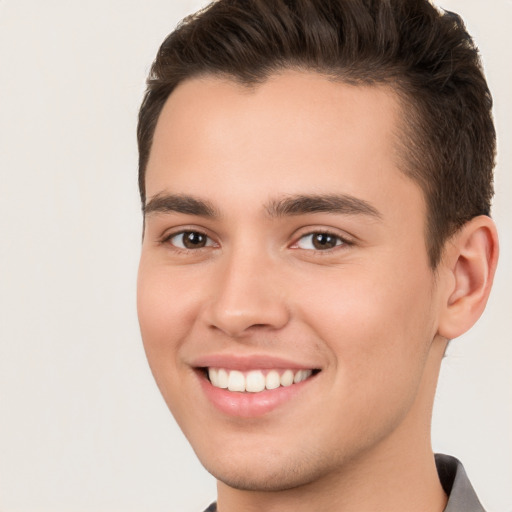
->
xmin=436 ymin=454 xmax=485 ymax=512
xmin=202 ymin=454 xmax=485 ymax=512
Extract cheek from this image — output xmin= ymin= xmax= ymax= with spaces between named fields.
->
xmin=136 ymin=264 xmax=204 ymax=426
xmin=300 ymin=261 xmax=433 ymax=336
xmin=137 ymin=258 xmax=202 ymax=335
xmin=137 ymin=262 xmax=197 ymax=376
xmin=296 ymin=260 xmax=436 ymax=395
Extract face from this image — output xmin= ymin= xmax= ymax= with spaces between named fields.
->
xmin=137 ymin=71 xmax=445 ymax=492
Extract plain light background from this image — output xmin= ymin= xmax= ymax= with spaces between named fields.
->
xmin=0 ymin=1 xmax=510 ymax=511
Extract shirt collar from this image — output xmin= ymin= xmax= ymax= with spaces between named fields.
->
xmin=436 ymin=454 xmax=486 ymax=512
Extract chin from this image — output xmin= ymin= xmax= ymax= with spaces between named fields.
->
xmin=207 ymin=465 xmax=312 ymax=492
xmin=198 ymin=447 xmax=336 ymax=492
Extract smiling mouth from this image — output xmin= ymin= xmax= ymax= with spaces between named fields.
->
xmin=204 ymin=367 xmax=320 ymax=393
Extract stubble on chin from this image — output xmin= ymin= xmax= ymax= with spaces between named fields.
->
xmin=203 ymin=447 xmax=349 ymax=493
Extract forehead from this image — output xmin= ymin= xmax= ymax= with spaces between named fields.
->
xmin=145 ymin=71 xmax=421 ymax=220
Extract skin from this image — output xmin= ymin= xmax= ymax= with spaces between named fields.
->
xmin=137 ymin=71 xmax=498 ymax=512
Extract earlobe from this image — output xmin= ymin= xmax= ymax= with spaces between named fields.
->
xmin=437 ymin=215 xmax=499 ymax=340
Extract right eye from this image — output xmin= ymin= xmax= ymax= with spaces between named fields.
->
xmin=165 ymin=231 xmax=215 ymax=250
xmin=295 ymin=232 xmax=346 ymax=251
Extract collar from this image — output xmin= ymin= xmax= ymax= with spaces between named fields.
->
xmin=436 ymin=454 xmax=486 ymax=512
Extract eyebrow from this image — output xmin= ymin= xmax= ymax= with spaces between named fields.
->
xmin=143 ymin=192 xmax=382 ymax=220
xmin=144 ymin=193 xmax=219 ymax=218
xmin=265 ymin=194 xmax=382 ymax=219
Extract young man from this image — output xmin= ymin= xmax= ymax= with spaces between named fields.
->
xmin=136 ymin=1 xmax=499 ymax=511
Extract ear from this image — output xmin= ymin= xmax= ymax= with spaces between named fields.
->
xmin=437 ymin=215 xmax=499 ymax=340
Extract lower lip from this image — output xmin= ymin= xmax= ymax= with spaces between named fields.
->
xmin=198 ymin=373 xmax=315 ymax=418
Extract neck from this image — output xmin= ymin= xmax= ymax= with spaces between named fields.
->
xmin=216 ymin=337 xmax=448 ymax=512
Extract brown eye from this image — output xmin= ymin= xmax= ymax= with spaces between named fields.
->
xmin=183 ymin=231 xmax=207 ymax=248
xmin=296 ymin=232 xmax=344 ymax=250
xmin=168 ymin=231 xmax=214 ymax=249
xmin=312 ymin=233 xmax=338 ymax=249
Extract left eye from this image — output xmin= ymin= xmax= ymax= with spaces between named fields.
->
xmin=167 ymin=231 xmax=215 ymax=249
xmin=295 ymin=232 xmax=344 ymax=250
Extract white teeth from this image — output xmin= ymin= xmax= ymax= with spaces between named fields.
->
xmin=280 ymin=369 xmax=294 ymax=387
xmin=208 ymin=368 xmax=229 ymax=388
xmin=293 ymin=369 xmax=313 ymax=383
xmin=217 ymin=369 xmax=228 ymax=388
xmin=208 ymin=368 xmax=219 ymax=387
xmin=266 ymin=370 xmax=281 ymax=390
xmin=303 ymin=369 xmax=313 ymax=381
xmin=294 ymin=369 xmax=304 ymax=383
xmin=227 ymin=370 xmax=245 ymax=392
xmin=246 ymin=370 xmax=266 ymax=392
xmin=208 ymin=368 xmax=315 ymax=392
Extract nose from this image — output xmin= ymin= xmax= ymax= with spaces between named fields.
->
xmin=203 ymin=249 xmax=290 ymax=338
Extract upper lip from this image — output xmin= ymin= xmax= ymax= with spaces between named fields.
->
xmin=190 ymin=353 xmax=321 ymax=371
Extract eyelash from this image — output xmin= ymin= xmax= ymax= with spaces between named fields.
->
xmin=161 ymin=230 xmax=217 ymax=251
xmin=161 ymin=229 xmax=352 ymax=253
xmin=291 ymin=230 xmax=352 ymax=252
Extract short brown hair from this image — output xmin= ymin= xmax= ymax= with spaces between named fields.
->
xmin=137 ymin=0 xmax=495 ymax=267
